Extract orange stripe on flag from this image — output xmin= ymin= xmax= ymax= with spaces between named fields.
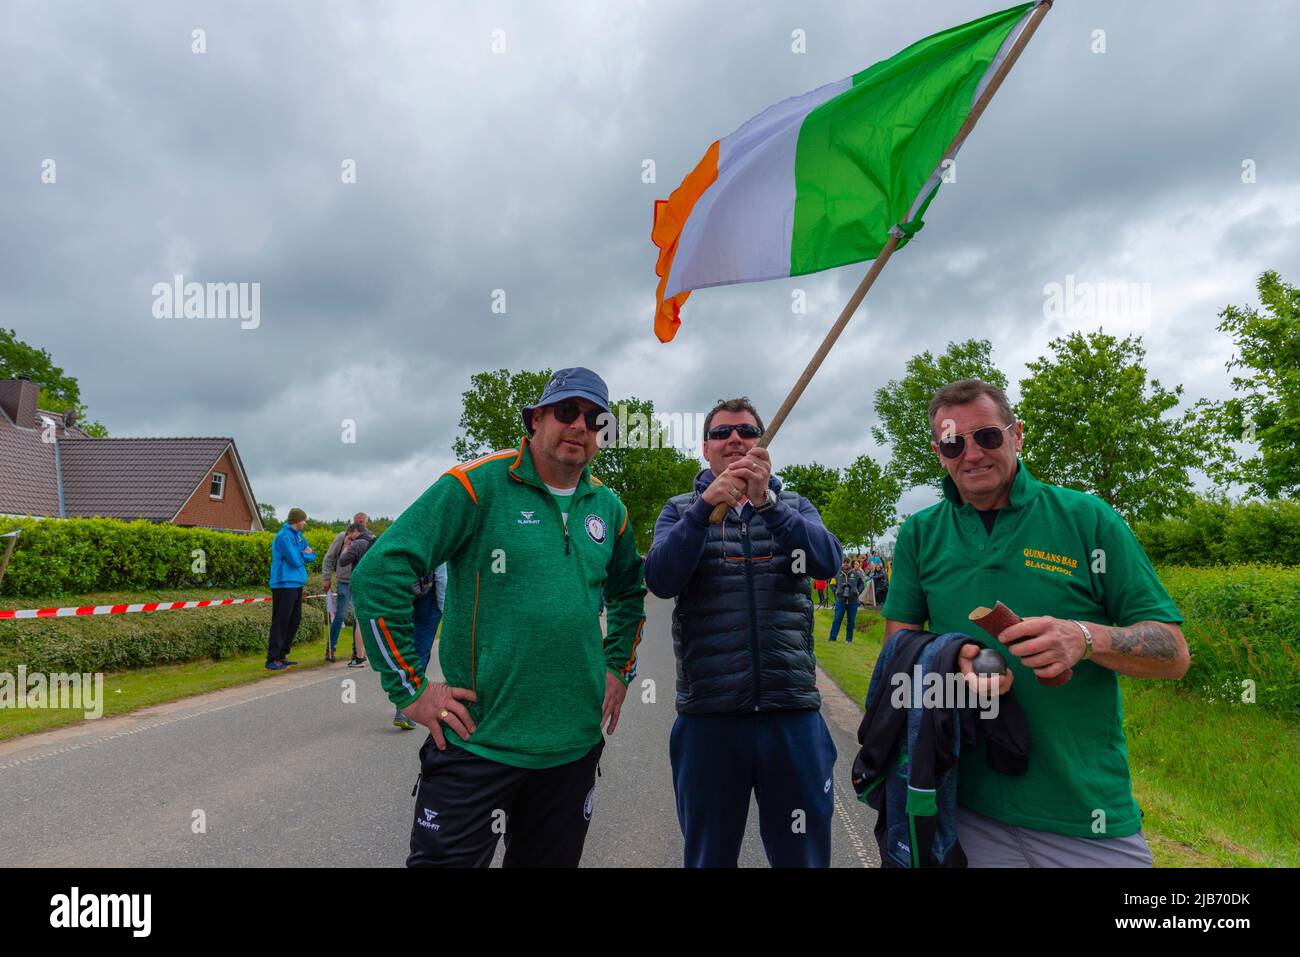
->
xmin=652 ymin=140 xmax=719 ymax=343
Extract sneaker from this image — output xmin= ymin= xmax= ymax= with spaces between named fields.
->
xmin=325 ymin=650 xmax=336 ymax=663
xmin=265 ymin=660 xmax=289 ymax=671
xmin=347 ymin=657 xmax=368 ymax=668
xmin=280 ymin=658 xmax=299 ymax=666
xmin=393 ymin=715 xmax=416 ymax=730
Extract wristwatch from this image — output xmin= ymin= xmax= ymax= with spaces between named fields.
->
xmin=1071 ymin=619 xmax=1094 ymax=660
xmin=753 ymin=489 xmax=778 ymax=512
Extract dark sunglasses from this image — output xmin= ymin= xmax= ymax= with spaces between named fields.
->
xmin=550 ymin=399 xmax=605 ymax=432
xmin=936 ymin=422 xmax=1015 ymax=459
xmin=707 ymin=423 xmax=763 ymax=441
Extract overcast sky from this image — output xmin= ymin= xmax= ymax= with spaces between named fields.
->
xmin=4 ymin=0 xmax=1298 ymax=529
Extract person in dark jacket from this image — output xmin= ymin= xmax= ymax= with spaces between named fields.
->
xmin=829 ymin=558 xmax=866 ymax=642
xmin=644 ymin=397 xmax=842 ymax=868
xmin=870 ymin=560 xmax=889 ymax=606
xmin=337 ymin=526 xmax=376 ymax=668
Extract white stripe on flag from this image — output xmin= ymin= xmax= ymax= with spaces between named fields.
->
xmin=665 ymin=77 xmax=850 ymax=299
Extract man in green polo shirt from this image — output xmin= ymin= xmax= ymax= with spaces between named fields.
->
xmin=881 ymin=378 xmax=1189 ymax=867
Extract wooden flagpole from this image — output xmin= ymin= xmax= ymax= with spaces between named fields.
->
xmin=710 ymin=0 xmax=1054 ymax=522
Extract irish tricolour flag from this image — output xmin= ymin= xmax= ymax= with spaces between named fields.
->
xmin=652 ymin=2 xmax=1039 ymax=342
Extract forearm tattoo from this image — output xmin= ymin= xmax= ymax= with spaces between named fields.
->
xmin=1108 ymin=622 xmax=1180 ymax=660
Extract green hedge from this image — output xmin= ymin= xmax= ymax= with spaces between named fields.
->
xmin=0 ymin=599 xmax=327 ymax=674
xmin=1137 ymin=498 xmax=1300 ymax=568
xmin=0 ymin=517 xmax=337 ymax=599
xmin=1160 ymin=564 xmax=1299 ymax=719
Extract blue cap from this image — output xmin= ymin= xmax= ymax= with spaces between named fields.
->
xmin=522 ymin=367 xmax=612 ymax=434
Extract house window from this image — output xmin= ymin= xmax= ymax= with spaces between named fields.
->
xmin=210 ymin=472 xmax=226 ymax=499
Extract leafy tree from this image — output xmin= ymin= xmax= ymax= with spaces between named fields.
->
xmin=1017 ymin=330 xmax=1207 ymax=523
xmin=821 ymin=454 xmax=901 ymax=552
xmin=872 ymin=339 xmax=1007 ymax=489
xmin=258 ymin=502 xmax=282 ymax=532
xmin=36 ymin=391 xmax=109 ymax=437
xmin=776 ymin=462 xmax=840 ymax=515
xmin=452 ymin=368 xmax=553 ymax=460
xmin=588 ymin=397 xmax=702 ymax=553
xmin=0 ymin=327 xmax=108 ymax=435
xmin=1206 ymin=270 xmax=1300 ymax=499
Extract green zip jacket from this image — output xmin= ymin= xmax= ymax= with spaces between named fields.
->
xmin=350 ymin=437 xmax=647 ymax=769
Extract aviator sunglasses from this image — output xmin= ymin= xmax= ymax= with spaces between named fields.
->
xmin=707 ymin=423 xmax=764 ymax=441
xmin=936 ymin=422 xmax=1015 ymax=459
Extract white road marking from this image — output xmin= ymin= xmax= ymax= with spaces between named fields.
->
xmin=832 ymin=782 xmax=874 ymax=867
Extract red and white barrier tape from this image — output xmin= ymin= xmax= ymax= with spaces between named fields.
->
xmin=0 ymin=593 xmax=327 ymax=621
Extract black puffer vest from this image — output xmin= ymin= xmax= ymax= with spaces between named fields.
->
xmin=668 ymin=471 xmax=820 ymax=715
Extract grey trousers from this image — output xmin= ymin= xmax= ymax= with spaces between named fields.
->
xmin=956 ymin=806 xmax=1154 ymax=868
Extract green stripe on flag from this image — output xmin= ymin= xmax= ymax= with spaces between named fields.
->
xmin=789 ymin=2 xmax=1033 ymax=277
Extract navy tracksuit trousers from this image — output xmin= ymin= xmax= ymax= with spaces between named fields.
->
xmin=670 ymin=709 xmax=837 ymax=868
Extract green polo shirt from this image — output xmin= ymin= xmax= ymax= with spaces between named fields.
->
xmin=881 ymin=460 xmax=1182 ymax=838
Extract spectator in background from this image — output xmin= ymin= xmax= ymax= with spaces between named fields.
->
xmin=870 ymin=559 xmax=889 ymax=607
xmin=338 ymin=524 xmax=377 ymax=667
xmin=267 ymin=507 xmax=316 ymax=670
xmin=829 ymin=557 xmax=865 ymax=642
xmin=814 ymin=577 xmax=829 ymax=609
xmin=322 ymin=521 xmax=365 ymax=663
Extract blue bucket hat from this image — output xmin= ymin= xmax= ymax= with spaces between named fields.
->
xmin=522 ymin=367 xmax=613 ymax=435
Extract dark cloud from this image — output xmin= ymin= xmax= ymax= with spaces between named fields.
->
xmin=2 ymin=0 xmax=1297 ymax=524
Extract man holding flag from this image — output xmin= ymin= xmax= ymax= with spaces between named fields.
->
xmin=645 ymin=1 xmax=1059 ymax=867
xmin=645 ymin=398 xmax=842 ymax=867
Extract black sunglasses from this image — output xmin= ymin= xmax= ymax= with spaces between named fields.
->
xmin=936 ymin=422 xmax=1015 ymax=459
xmin=550 ymin=399 xmax=605 ymax=432
xmin=707 ymin=423 xmax=763 ymax=441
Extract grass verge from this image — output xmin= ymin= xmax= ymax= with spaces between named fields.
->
xmin=0 ymin=632 xmax=335 ymax=742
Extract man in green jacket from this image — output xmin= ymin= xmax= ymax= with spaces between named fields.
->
xmin=351 ymin=367 xmax=646 ymax=867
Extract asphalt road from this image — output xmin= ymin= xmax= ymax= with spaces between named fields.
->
xmin=0 ymin=596 xmax=878 ymax=867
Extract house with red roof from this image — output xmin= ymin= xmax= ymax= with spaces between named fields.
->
xmin=0 ymin=376 xmax=262 ymax=533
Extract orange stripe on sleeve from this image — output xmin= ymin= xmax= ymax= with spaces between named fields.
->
xmin=444 ymin=469 xmax=479 ymax=505
xmin=620 ymin=619 xmax=644 ymax=676
xmin=442 ymin=448 xmax=516 ymax=505
xmin=377 ymin=617 xmax=423 ymax=693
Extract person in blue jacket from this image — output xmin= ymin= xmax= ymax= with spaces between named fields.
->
xmin=267 ymin=507 xmax=316 ymax=670
xmin=644 ymin=397 xmax=843 ymax=867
